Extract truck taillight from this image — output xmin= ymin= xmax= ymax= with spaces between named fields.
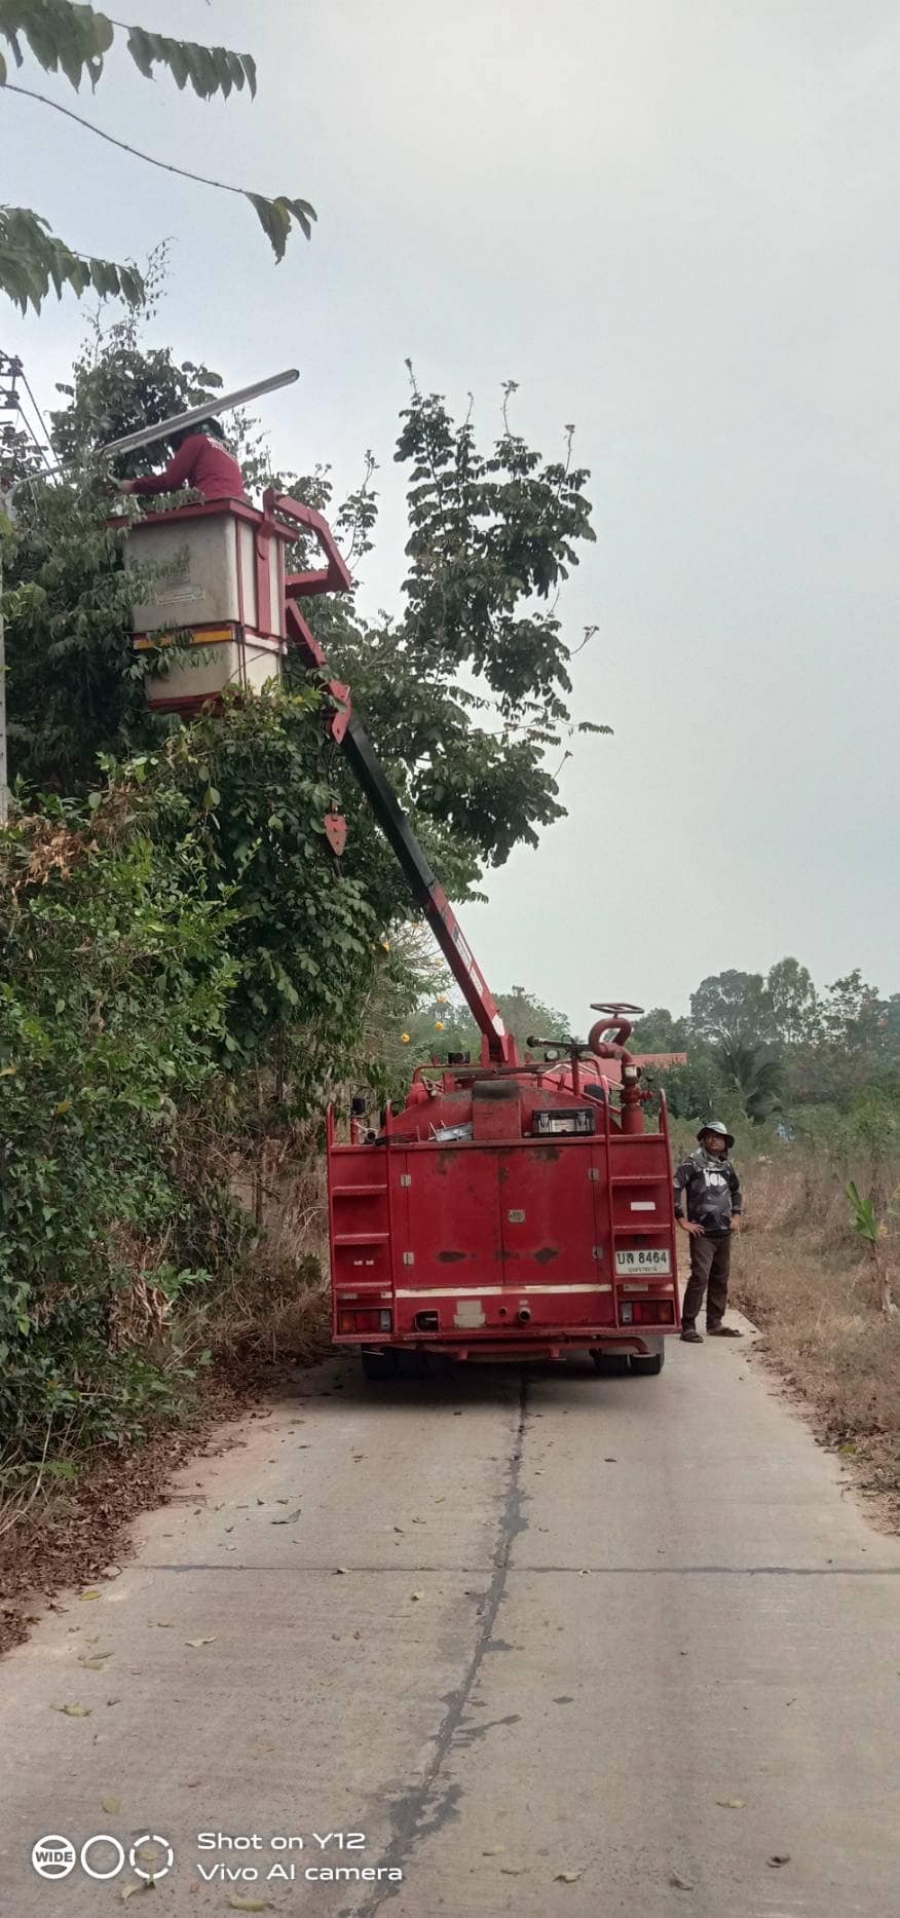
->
xmin=338 ymin=1308 xmax=392 ymax=1334
xmin=620 ymin=1299 xmax=675 ymax=1325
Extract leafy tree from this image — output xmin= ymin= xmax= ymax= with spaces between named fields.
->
xmin=766 ymin=956 xmax=821 ymax=1048
xmin=0 ymin=0 xmax=315 ymax=313
xmin=297 ymin=370 xmax=606 ymax=870
xmin=7 ymin=305 xmax=603 ymax=882
xmin=404 ymin=981 xmax=572 ymax=1065
xmin=715 ymin=1037 xmax=783 ymax=1125
xmin=630 ymin=1006 xmax=690 ymax=1054
xmin=640 ymin=1053 xmax=729 ymax=1124
xmin=48 ymin=251 xmax=226 ymax=471
xmin=689 ymin=969 xmax=774 ymax=1044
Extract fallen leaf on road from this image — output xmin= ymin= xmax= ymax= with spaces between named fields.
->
xmin=716 ymin=1799 xmax=746 ymax=1810
xmin=669 ymin=1872 xmax=694 ymax=1890
xmin=270 ymin=1510 xmax=302 ymax=1524
xmin=767 ymin=1855 xmax=791 ymax=1868
xmin=482 ymin=1846 xmax=505 ymax=1856
xmin=185 ymin=1638 xmax=217 ymax=1649
xmin=120 ymin=1884 xmax=152 ymax=1902
xmin=52 ymin=1703 xmax=92 ymax=1717
xmin=79 ymin=1654 xmax=114 ymax=1670
xmin=102 ymin=1796 xmax=121 ymax=1815
xmin=604 ymin=1457 xmax=617 ymax=1464
xmin=410 ymin=1591 xmax=425 ymax=1601
xmin=500 ymin=1865 xmax=526 ymax=1876
xmin=107 ymin=1697 xmax=121 ymax=1707
xmin=80 ymin=1590 xmax=101 ymax=1602
xmin=153 ymin=1621 xmax=173 ymax=1629
xmin=275 ymin=1497 xmax=290 ymax=1504
xmin=555 ymin=1870 xmax=583 ymax=1883
xmin=333 ymin=1567 xmax=348 ymax=1575
xmin=101 ymin=1566 xmax=122 ymax=1580
xmin=228 ymin=1898 xmax=271 ymax=1912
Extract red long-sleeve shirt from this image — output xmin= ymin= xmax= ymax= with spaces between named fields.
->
xmin=130 ymin=433 xmax=247 ymax=503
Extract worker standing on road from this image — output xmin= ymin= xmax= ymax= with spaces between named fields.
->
xmin=116 ymin=417 xmax=247 ymax=504
xmin=674 ymin=1122 xmax=743 ymax=1343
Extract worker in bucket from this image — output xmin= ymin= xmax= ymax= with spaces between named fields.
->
xmin=116 ymin=417 xmax=247 ymax=505
xmin=673 ymin=1121 xmax=743 ymax=1342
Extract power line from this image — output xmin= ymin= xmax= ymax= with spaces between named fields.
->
xmin=20 ymin=368 xmax=54 ymax=454
xmin=0 ymin=352 xmax=53 ymax=471
xmin=16 ymin=392 xmax=54 ymax=471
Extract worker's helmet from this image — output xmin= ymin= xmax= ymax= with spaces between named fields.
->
xmin=168 ymin=415 xmax=226 ymax=452
xmin=697 ymin=1120 xmax=735 ymax=1149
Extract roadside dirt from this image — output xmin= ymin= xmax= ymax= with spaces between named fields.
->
xmin=731 ymin=1229 xmax=900 ymax=1539
xmin=0 ymin=1359 xmax=291 ymax=1657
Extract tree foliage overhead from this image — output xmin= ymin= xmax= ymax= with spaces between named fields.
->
xmin=5 ymin=297 xmax=602 ymax=883
xmin=0 ymin=0 xmax=315 ymax=313
xmin=295 ymin=371 xmax=606 ymax=868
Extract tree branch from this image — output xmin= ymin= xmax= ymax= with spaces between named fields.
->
xmin=4 ymin=81 xmax=249 ymax=200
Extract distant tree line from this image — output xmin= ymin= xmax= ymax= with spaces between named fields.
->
xmin=631 ymin=959 xmax=900 ymax=1124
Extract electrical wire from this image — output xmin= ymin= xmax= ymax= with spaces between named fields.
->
xmin=14 ymin=393 xmax=54 ymax=471
xmin=0 ymin=352 xmax=56 ymax=478
xmin=20 ymin=370 xmax=54 ymax=456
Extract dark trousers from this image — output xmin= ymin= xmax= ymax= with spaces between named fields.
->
xmin=681 ymin=1233 xmax=731 ymax=1329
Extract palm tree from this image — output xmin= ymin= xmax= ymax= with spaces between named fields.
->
xmin=714 ymin=1039 xmax=784 ymax=1125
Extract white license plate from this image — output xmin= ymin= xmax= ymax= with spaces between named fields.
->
xmin=616 ymin=1249 xmax=671 ymax=1276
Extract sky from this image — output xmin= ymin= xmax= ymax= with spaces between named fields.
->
xmin=3 ymin=0 xmax=899 ymax=1028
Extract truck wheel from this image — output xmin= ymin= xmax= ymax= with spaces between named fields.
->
xmin=361 ymin=1348 xmax=399 ymax=1383
xmin=630 ymin=1348 xmax=665 ymax=1376
xmin=591 ymin=1351 xmax=630 ymax=1377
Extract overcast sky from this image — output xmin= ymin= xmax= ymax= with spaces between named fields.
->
xmin=4 ymin=0 xmax=899 ymax=1027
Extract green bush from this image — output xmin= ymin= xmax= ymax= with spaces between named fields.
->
xmin=0 ymin=803 xmax=238 ymax=1447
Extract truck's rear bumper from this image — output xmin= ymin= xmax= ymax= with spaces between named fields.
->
xmin=336 ymin=1331 xmax=670 ymax=1361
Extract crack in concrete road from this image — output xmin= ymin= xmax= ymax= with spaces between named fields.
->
xmin=337 ymin=1374 xmax=530 ymax=1918
xmin=141 ymin=1561 xmax=900 ymax=1577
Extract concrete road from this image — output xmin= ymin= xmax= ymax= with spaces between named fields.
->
xmin=2 ymin=1325 xmax=899 ymax=1918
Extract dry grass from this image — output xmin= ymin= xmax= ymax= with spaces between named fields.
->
xmin=186 ymin=1256 xmax=332 ymax=1367
xmin=731 ymin=1152 xmax=900 ymax=1523
xmin=0 ymin=1131 xmax=333 ymax=1651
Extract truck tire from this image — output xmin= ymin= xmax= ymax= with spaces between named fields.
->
xmin=360 ymin=1348 xmax=399 ymax=1383
xmin=630 ymin=1347 xmax=665 ymax=1376
xmin=591 ymin=1350 xmax=630 ymax=1377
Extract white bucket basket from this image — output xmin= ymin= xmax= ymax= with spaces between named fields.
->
xmin=126 ymin=499 xmax=290 ymax=713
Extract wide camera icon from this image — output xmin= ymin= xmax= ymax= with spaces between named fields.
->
xmin=31 ymin=1835 xmax=77 ymax=1880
